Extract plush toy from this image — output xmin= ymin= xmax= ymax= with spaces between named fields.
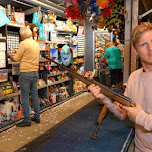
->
xmin=64 ymin=0 xmax=72 ymax=7
xmin=97 ymin=0 xmax=108 ymax=9
xmin=43 ymin=14 xmax=48 ymax=23
xmin=48 ymin=11 xmax=57 ymax=26
xmin=77 ymin=14 xmax=87 ymax=22
xmin=59 ymin=45 xmax=72 ymax=66
xmin=29 ymin=23 xmax=38 ymax=40
xmin=64 ymin=0 xmax=77 ymax=6
xmin=64 ymin=4 xmax=81 ymax=19
xmin=89 ymin=12 xmax=98 ymax=30
xmin=65 ymin=19 xmax=73 ymax=31
xmin=102 ymin=0 xmax=115 ymax=17
xmin=97 ymin=15 xmax=106 ymax=29
xmin=64 ymin=0 xmax=82 ymax=19
xmin=78 ymin=0 xmax=87 ymax=15
xmin=88 ymin=0 xmax=99 ymax=15
xmin=24 ymin=21 xmax=29 ymax=27
xmin=72 ymin=24 xmax=77 ymax=33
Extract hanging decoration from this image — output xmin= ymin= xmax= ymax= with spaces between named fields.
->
xmin=97 ymin=0 xmax=109 ymax=9
xmin=87 ymin=0 xmax=99 ymax=15
xmin=64 ymin=0 xmax=125 ymax=33
xmin=59 ymin=44 xmax=72 ymax=66
xmin=102 ymin=0 xmax=115 ymax=17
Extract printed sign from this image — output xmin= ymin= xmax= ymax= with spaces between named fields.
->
xmin=0 ymin=69 xmax=8 ymax=82
xmin=12 ymin=63 xmax=20 ymax=75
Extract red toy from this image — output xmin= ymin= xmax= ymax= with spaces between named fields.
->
xmin=102 ymin=0 xmax=115 ymax=17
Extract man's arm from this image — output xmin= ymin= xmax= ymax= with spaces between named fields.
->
xmin=7 ymin=53 xmax=17 ymax=62
xmin=88 ymin=84 xmax=127 ymax=120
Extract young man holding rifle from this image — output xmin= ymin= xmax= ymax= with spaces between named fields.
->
xmin=88 ymin=22 xmax=152 ymax=152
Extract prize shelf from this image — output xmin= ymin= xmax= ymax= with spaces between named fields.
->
xmin=47 ymin=78 xmax=71 ymax=87
xmin=48 ymin=71 xmax=69 ymax=77
xmin=7 ymin=23 xmax=23 ymax=28
xmin=0 ymin=78 xmax=71 ymax=101
xmin=0 ymin=37 xmax=6 ymax=40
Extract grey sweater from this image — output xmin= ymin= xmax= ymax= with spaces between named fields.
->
xmin=124 ymin=68 xmax=152 ymax=152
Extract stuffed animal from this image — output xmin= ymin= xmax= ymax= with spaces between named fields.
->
xmin=97 ymin=0 xmax=108 ymax=9
xmin=64 ymin=4 xmax=81 ymax=19
xmin=65 ymin=19 xmax=73 ymax=31
xmin=88 ymin=0 xmax=99 ymax=15
xmin=24 ymin=21 xmax=29 ymax=27
xmin=48 ymin=11 xmax=57 ymax=26
xmin=29 ymin=23 xmax=38 ymax=40
xmin=59 ymin=45 xmax=72 ymax=66
xmin=102 ymin=0 xmax=115 ymax=17
xmin=97 ymin=15 xmax=106 ymax=29
xmin=89 ymin=12 xmax=98 ymax=30
xmin=64 ymin=0 xmax=82 ymax=19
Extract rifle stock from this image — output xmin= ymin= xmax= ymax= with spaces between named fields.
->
xmin=42 ymin=54 xmax=135 ymax=107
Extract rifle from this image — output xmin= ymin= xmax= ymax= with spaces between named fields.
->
xmin=92 ymin=102 xmax=108 ymax=139
xmin=42 ymin=53 xmax=135 ymax=107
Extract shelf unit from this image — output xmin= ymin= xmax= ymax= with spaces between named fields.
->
xmin=0 ymin=77 xmax=71 ymax=100
xmin=0 ymin=24 xmax=74 ymax=128
xmin=0 ymin=37 xmax=6 ymax=40
xmin=0 ymin=24 xmax=7 ymax=69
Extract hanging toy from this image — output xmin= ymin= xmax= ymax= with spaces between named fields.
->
xmin=97 ymin=0 xmax=109 ymax=9
xmin=59 ymin=45 xmax=72 ymax=66
xmin=89 ymin=12 xmax=98 ymax=30
xmin=64 ymin=0 xmax=82 ymax=20
xmin=64 ymin=0 xmax=72 ymax=7
xmin=64 ymin=3 xmax=81 ymax=19
xmin=102 ymin=0 xmax=115 ymax=17
xmin=97 ymin=15 xmax=106 ymax=29
xmin=91 ymin=0 xmax=99 ymax=15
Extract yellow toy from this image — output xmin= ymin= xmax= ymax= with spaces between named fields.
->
xmin=48 ymin=11 xmax=57 ymax=25
xmin=65 ymin=19 xmax=73 ymax=31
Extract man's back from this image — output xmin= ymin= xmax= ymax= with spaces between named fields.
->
xmin=104 ymin=46 xmax=123 ymax=70
xmin=14 ymin=38 xmax=40 ymax=72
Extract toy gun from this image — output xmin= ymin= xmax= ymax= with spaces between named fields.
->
xmin=42 ymin=53 xmax=135 ymax=107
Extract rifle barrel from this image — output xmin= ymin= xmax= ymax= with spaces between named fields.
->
xmin=42 ymin=54 xmax=135 ymax=107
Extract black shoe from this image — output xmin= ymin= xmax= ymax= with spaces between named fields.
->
xmin=16 ymin=121 xmax=31 ymax=127
xmin=31 ymin=117 xmax=40 ymax=123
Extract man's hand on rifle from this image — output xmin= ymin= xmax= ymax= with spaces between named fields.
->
xmin=88 ymin=84 xmax=127 ymax=120
xmin=88 ymin=84 xmax=104 ymax=99
xmin=122 ymin=102 xmax=143 ymax=122
xmin=88 ymin=84 xmax=111 ymax=104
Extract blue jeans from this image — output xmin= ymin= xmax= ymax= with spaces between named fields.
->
xmin=19 ymin=71 xmax=40 ymax=122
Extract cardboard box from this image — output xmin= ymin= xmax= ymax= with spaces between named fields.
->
xmin=14 ymin=12 xmax=25 ymax=26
